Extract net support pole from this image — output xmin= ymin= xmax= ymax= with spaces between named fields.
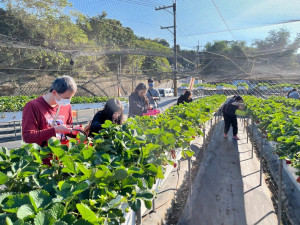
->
xmin=203 ymin=126 xmax=206 ymax=151
xmin=20 ymin=120 xmax=22 ymax=139
xmin=260 ymin=137 xmax=263 ymax=186
xmin=278 ymin=159 xmax=283 ymax=225
xmin=14 ymin=121 xmax=16 ymax=137
xmin=188 ymin=157 xmax=192 ymax=202
xmin=246 ymin=117 xmax=249 ymax=143
xmin=214 ymin=112 xmax=216 ymax=124
xmin=136 ymin=207 xmax=142 ymax=225
xmin=188 ymin=156 xmax=192 ymax=216
xmin=152 ymin=198 xmax=156 ymax=213
xmin=252 ymin=120 xmax=254 ymax=159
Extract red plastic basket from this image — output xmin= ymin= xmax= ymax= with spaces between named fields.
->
xmin=143 ymin=109 xmax=161 ymax=116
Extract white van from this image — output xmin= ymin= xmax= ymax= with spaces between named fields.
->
xmin=158 ymin=88 xmax=174 ymax=97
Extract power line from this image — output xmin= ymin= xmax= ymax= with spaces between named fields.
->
xmin=177 ymin=19 xmax=300 ymax=38
xmin=210 ymin=0 xmax=233 ymax=38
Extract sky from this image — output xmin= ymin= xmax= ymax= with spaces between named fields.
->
xmin=67 ymin=0 xmax=300 ymax=50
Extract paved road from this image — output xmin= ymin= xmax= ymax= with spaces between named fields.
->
xmin=178 ymin=120 xmax=277 ymax=225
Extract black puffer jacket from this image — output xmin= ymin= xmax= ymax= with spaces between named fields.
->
xmin=177 ymin=95 xmax=193 ymax=105
xmin=90 ymin=110 xmax=121 ymax=135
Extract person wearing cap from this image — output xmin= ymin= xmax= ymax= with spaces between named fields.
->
xmin=22 ymin=76 xmax=77 ymax=147
xmin=146 ymin=78 xmax=160 ymax=109
xmin=223 ymin=96 xmax=244 ymax=140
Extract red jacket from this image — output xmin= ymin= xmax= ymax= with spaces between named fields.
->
xmin=22 ymin=96 xmax=72 ymax=146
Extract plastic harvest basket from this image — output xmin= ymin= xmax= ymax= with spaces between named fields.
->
xmin=143 ymin=109 xmax=161 ymax=116
xmin=235 ymin=110 xmax=247 ymax=117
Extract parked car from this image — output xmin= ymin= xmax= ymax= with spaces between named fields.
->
xmin=158 ymin=88 xmax=174 ymax=97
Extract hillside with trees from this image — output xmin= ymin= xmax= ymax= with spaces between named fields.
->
xmin=199 ymin=29 xmax=300 ymax=80
xmin=0 ymin=0 xmax=172 ymax=81
xmin=0 ymin=0 xmax=300 ymax=95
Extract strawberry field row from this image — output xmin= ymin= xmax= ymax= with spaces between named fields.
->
xmin=244 ymin=96 xmax=300 ymax=181
xmin=0 ymin=96 xmax=128 ymax=113
xmin=0 ymin=95 xmax=226 ymax=225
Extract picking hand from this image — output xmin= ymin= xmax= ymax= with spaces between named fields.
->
xmin=54 ymin=125 xmax=72 ymax=134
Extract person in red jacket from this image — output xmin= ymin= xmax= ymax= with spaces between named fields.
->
xmin=22 ymin=75 xmax=77 ymax=147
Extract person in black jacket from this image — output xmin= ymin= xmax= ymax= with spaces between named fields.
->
xmin=223 ymin=96 xmax=244 ymax=140
xmin=129 ymin=83 xmax=151 ymax=117
xmin=89 ymin=98 xmax=124 ymax=136
xmin=177 ymin=90 xmax=193 ymax=105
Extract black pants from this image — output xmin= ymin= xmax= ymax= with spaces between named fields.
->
xmin=223 ymin=113 xmax=238 ymax=136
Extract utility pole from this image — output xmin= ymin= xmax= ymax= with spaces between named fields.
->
xmin=196 ymin=41 xmax=200 ymax=68
xmin=117 ymin=55 xmax=121 ymax=97
xmin=131 ymin=65 xmax=134 ymax=93
xmin=155 ymin=0 xmax=177 ymax=96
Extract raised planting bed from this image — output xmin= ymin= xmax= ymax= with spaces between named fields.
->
xmin=0 ymin=96 xmax=128 ymax=123
xmin=249 ymin=124 xmax=300 ymax=224
xmin=0 ymin=96 xmax=127 ymax=112
xmin=0 ymin=102 xmax=128 ymax=123
xmin=244 ymin=96 xmax=300 ymax=179
xmin=0 ymin=95 xmax=226 ymax=225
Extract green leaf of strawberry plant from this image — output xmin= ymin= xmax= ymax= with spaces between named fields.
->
xmin=111 ymin=168 xmax=127 ymax=181
xmin=185 ymin=150 xmax=195 ymax=158
xmin=136 ymin=191 xmax=154 ymax=201
xmin=17 ymin=204 xmax=35 ymax=220
xmin=48 ymin=138 xmax=61 ymax=147
xmin=76 ymin=203 xmax=98 ymax=224
xmin=144 ymin=200 xmax=152 ymax=210
xmin=71 ymin=182 xmax=89 ymax=196
xmin=29 ymin=190 xmax=52 ymax=212
xmin=129 ymin=199 xmax=141 ymax=212
xmin=3 ymin=194 xmax=31 ymax=213
xmin=0 ymin=171 xmax=9 ymax=185
xmin=34 ymin=211 xmax=54 ymax=225
xmin=145 ymin=164 xmax=158 ymax=175
xmin=49 ymin=204 xmax=65 ymax=220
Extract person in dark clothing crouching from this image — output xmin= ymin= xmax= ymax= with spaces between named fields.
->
xmin=223 ymin=96 xmax=244 ymax=140
xmin=177 ymin=90 xmax=193 ymax=105
xmin=89 ymin=98 xmax=124 ymax=136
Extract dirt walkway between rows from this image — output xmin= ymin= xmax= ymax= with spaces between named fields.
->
xmin=177 ymin=120 xmax=277 ymax=225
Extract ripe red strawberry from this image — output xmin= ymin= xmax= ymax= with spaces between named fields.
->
xmin=297 ymin=177 xmax=300 ymax=183
xmin=171 ymin=149 xmax=176 ymax=159
xmin=286 ymin=160 xmax=292 ymax=165
xmin=173 ymin=162 xmax=177 ymax=168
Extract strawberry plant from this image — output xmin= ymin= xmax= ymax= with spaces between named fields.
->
xmin=0 ymin=96 xmax=127 ymax=112
xmin=244 ymin=96 xmax=300 ymax=179
xmin=0 ymin=95 xmax=226 ymax=224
